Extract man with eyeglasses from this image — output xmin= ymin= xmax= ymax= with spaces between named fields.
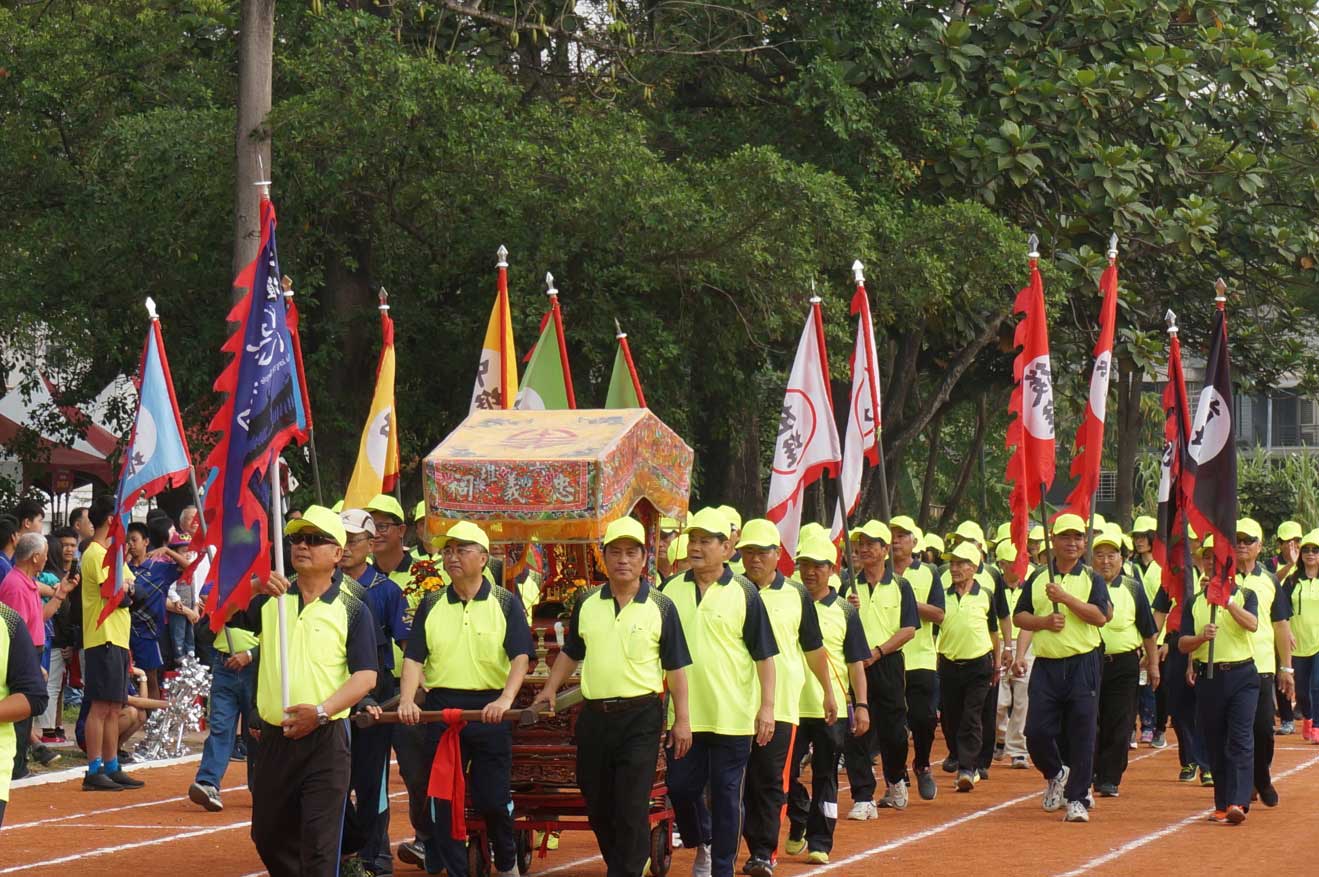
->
xmin=238 ymin=505 xmax=379 ymax=876
xmin=398 ymin=521 xmax=535 ymax=877
xmin=1232 ymin=517 xmax=1294 ymax=808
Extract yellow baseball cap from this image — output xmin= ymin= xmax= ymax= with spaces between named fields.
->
xmin=667 ymin=534 xmax=690 ymax=565
xmin=949 ymin=541 xmax=982 ymax=565
xmin=737 ymin=518 xmax=781 ymax=550
xmin=685 ymin=507 xmax=731 ymax=538
xmin=795 ymin=536 xmax=838 ymax=566
xmin=1052 ymin=513 xmax=1087 ymax=536
xmin=436 ymin=520 xmax=490 ymax=552
xmin=850 ymin=520 xmax=892 ymax=544
xmin=366 ymin=493 xmax=406 ymax=523
xmin=330 ymin=499 xmax=344 ymax=513
xmin=995 ymin=541 xmax=1018 ymax=564
xmin=994 ymin=522 xmax=1012 ymax=545
xmin=889 ymin=515 xmax=917 ymax=535
xmin=800 ymin=522 xmax=829 ymax=544
xmin=1091 ymin=512 xmax=1108 ymax=531
xmin=659 ymin=516 xmax=681 ymax=534
xmin=953 ymin=521 xmax=985 ymax=546
xmin=413 ymin=500 xmax=427 ymax=522
xmin=1236 ymin=518 xmax=1264 ymax=543
xmin=923 ymin=533 xmax=945 ymax=554
xmin=1278 ymin=521 xmax=1303 ymax=542
xmin=1200 ymin=534 xmax=1215 ymax=553
xmin=1028 ymin=524 xmax=1045 ymax=542
xmin=718 ymin=505 xmax=743 ymax=533
xmin=603 ymin=516 xmax=646 ymax=547
xmin=1092 ymin=529 xmax=1122 ymax=552
xmin=1301 ymin=529 xmax=1319 ymax=549
xmin=285 ymin=505 xmax=348 ymax=547
xmin=1132 ymin=515 xmax=1157 ymax=534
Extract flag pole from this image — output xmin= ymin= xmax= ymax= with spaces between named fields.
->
xmin=1081 ymin=234 xmax=1119 ymax=561
xmin=1205 ymin=278 xmax=1229 ymax=677
xmin=854 ymin=260 xmax=891 ymax=521
xmin=1024 ymin=234 xmax=1059 ymax=611
xmin=282 ymin=276 xmax=324 ymax=507
xmin=270 ymin=451 xmax=291 ymax=709
xmin=810 ymin=289 xmax=858 ymax=576
xmin=497 ymin=246 xmax=511 ymax=408
xmin=379 ymin=288 xmax=404 ymax=506
xmin=546 ymin=273 xmax=577 ymax=409
xmin=614 ymin=319 xmax=647 ymax=407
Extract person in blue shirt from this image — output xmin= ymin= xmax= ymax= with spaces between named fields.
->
xmin=0 ymin=515 xmax=17 ymax=581
xmin=126 ymin=519 xmax=178 ymax=702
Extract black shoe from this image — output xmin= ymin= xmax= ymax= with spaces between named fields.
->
xmin=977 ymin=767 xmax=990 ymax=781
xmin=31 ymin=743 xmax=59 ymax=767
xmin=1178 ymin=765 xmax=1197 ymax=783
xmin=188 ymin=782 xmax=224 ymax=812
xmin=82 ymin=772 xmax=124 ymax=792
xmin=941 ymin=756 xmax=958 ymax=773
xmin=1258 ymin=784 xmax=1279 ymax=807
xmin=230 ymin=743 xmax=247 ymax=762
xmin=746 ymin=858 xmax=773 ymax=877
xmin=106 ymin=770 xmax=145 ymax=788
xmin=397 ymin=841 xmax=426 ymax=867
xmin=1095 ymin=782 xmax=1120 ymax=798
xmin=916 ymin=767 xmax=937 ymax=801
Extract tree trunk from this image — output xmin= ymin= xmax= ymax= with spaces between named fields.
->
xmin=937 ymin=394 xmax=989 ymax=531
xmin=917 ymin=409 xmax=945 ymax=528
xmin=1115 ymin=352 xmax=1141 ymax=527
xmin=728 ymin=404 xmax=764 ymax=514
xmin=233 ymin=0 xmax=275 ymax=289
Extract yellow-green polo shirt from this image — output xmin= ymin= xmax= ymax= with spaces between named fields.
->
xmin=405 ymin=579 xmax=534 ymax=691
xmin=1290 ymin=574 xmax=1319 ymax=658
xmin=938 ymin=582 xmax=996 ymax=661
xmin=757 ymin=573 xmax=823 ymax=725
xmin=800 ymin=589 xmax=870 ymax=720
xmin=561 ymin=581 xmax=690 ymax=699
xmin=896 ymin=560 xmax=941 ymax=671
xmin=241 ymin=576 xmax=377 ymax=726
xmin=1099 ymin=575 xmax=1158 ymax=655
xmin=842 ymin=569 xmax=920 ymax=651
xmin=1185 ymin=587 xmax=1258 ymax=664
xmin=212 ymin=625 xmax=259 ymax=654
xmin=1014 ymin=563 xmax=1109 ymax=659
xmin=660 ymin=568 xmax=778 ymax=735
xmin=1237 ymin=564 xmax=1290 ymax=671
xmin=80 ymin=540 xmax=133 ymax=650
xmin=517 ymin=570 xmax=541 ymax=627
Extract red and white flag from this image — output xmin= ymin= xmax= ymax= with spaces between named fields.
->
xmin=1154 ymin=311 xmax=1195 ymax=631
xmin=1005 ymin=238 xmax=1056 ymax=579
xmin=831 ymin=261 xmax=881 ymax=540
xmin=1060 ymin=237 xmax=1119 ymax=522
xmin=767 ymin=298 xmax=842 ymax=573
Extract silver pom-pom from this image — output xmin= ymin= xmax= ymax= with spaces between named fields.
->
xmin=134 ymin=655 xmax=212 ymax=761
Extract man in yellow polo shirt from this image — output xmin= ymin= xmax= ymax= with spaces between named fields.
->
xmin=1233 ymin=517 xmax=1294 ymax=808
xmin=889 ymin=514 xmax=942 ymax=800
xmin=1012 ymin=513 xmax=1109 ymax=823
xmin=80 ymin=496 xmax=142 ymax=792
xmin=841 ymin=520 xmax=918 ymax=817
xmin=533 ymin=517 xmax=692 ymax=877
xmin=938 ymin=541 xmax=1000 ymax=792
xmin=1130 ymin=515 xmax=1168 ymax=748
xmin=398 ymin=520 xmax=535 ymax=877
xmin=660 ymin=508 xmax=777 ymax=877
xmin=0 ymin=601 xmax=48 ymax=826
xmin=784 ymin=535 xmax=868 ymax=866
xmin=239 ymin=505 xmax=379 ymax=876
xmin=735 ymin=519 xmax=831 ymax=877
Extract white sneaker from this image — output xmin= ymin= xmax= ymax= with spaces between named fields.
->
xmin=693 ymin=843 xmax=713 ymax=877
xmin=847 ymin=800 xmax=878 ymax=820
xmin=889 ymin=781 xmax=909 ymax=810
xmin=1043 ymin=765 xmax=1070 ymax=812
xmin=1064 ymin=800 xmax=1089 ymax=822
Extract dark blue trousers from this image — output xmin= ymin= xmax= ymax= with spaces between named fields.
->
xmin=1164 ymin=638 xmax=1210 ymax=771
xmin=348 ymin=722 xmax=394 ymax=872
xmin=1025 ymin=649 xmax=1100 ymax=805
xmin=666 ymin=732 xmax=752 ymax=877
xmin=1195 ymin=662 xmax=1258 ymax=811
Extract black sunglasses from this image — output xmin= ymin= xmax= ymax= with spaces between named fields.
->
xmin=289 ymin=532 xmax=338 ymax=547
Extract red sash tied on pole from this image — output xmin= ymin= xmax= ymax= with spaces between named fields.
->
xmin=427 ymin=708 xmax=469 ymax=840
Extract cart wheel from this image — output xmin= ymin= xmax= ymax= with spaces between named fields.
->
xmin=516 ymin=829 xmax=534 ymax=875
xmin=468 ymin=831 xmax=491 ymax=877
xmin=649 ymin=821 xmax=673 ymax=877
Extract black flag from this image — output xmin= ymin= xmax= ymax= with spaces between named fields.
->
xmin=1187 ymin=300 xmax=1237 ymax=606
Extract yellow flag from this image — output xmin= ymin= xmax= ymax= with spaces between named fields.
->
xmin=470 ymin=248 xmax=518 ymax=411
xmin=344 ymin=308 xmax=400 ymax=507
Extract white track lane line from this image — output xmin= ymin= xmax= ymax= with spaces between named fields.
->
xmin=11 ymin=752 xmax=203 ymax=789
xmin=5 ymin=783 xmax=249 ymax=830
xmin=1052 ymin=751 xmax=1319 ymax=877
xmin=0 ymin=821 xmax=251 ymax=874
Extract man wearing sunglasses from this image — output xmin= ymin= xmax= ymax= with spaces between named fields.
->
xmin=237 ymin=505 xmax=378 ymax=877
xmin=1233 ymin=517 xmax=1294 ymax=808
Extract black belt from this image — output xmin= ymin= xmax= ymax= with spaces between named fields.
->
xmin=1194 ymin=659 xmax=1255 ymax=674
xmin=583 ymin=693 xmax=661 ymax=714
xmin=1104 ymin=649 xmax=1139 ymax=662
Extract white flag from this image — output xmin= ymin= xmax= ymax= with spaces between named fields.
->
xmin=767 ymin=301 xmax=843 ymax=571
xmin=831 ymin=276 xmax=881 ymax=540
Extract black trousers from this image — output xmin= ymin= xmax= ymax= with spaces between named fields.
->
xmin=576 ymin=698 xmax=664 ymax=877
xmin=348 ymin=721 xmax=395 ymax=872
xmin=843 ymin=651 xmax=906 ymax=799
xmin=394 ymin=719 xmax=434 ymax=844
xmin=1164 ymin=638 xmax=1208 ymax=770
xmin=978 ymin=673 xmax=999 ymax=769
xmin=787 ymin=718 xmax=846 ymax=854
xmin=1254 ymin=673 xmax=1277 ymax=793
xmin=1195 ymin=663 xmax=1258 ymax=811
xmin=12 ymin=715 xmax=31 ymax=777
xmin=742 ymin=720 xmax=795 ymax=860
xmin=1095 ymin=650 xmax=1140 ymax=787
xmin=904 ymin=669 xmax=938 ymax=774
xmin=938 ymin=654 xmax=993 ymax=772
xmin=1025 ymin=650 xmax=1100 ymax=805
xmin=1277 ymin=674 xmax=1295 ymax=722
xmin=252 ymin=719 xmax=352 ymax=877
xmin=1297 ymin=654 xmax=1316 ymax=719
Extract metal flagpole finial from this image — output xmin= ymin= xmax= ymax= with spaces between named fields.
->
xmin=614 ymin=317 xmax=626 ymax=340
xmin=545 ymin=272 xmax=558 ymax=297
xmin=497 ymin=245 xmax=508 ymax=268
xmin=145 ymin=297 xmax=159 ymax=321
xmin=1107 ymin=233 xmax=1119 ymax=261
xmin=809 ymin=278 xmax=821 ymax=304
xmin=281 ymin=275 xmax=294 ymax=299
xmin=1027 ymin=233 xmax=1040 ymax=259
xmin=253 ymin=155 xmax=271 ymax=195
xmin=1165 ymin=309 xmax=1178 ymax=335
xmin=378 ymin=287 xmax=390 ymax=312
xmin=1214 ymin=277 xmax=1228 ymax=304
xmin=852 ymin=259 xmax=865 ymax=285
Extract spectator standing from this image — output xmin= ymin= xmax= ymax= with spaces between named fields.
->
xmin=39 ymin=528 xmax=78 ymax=743
xmin=0 ymin=515 xmax=18 ymax=580
xmin=127 ymin=519 xmax=178 ymax=701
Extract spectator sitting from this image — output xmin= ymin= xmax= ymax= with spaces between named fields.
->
xmin=75 ymin=667 xmax=150 ymax=761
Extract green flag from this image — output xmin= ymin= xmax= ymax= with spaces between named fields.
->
xmin=515 ymin=313 xmax=573 ymax=410
xmin=605 ymin=343 xmax=640 ymax=408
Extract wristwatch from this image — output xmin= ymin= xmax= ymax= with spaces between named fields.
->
xmin=315 ymin=704 xmax=329 ymax=726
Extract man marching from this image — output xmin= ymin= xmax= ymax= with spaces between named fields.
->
xmin=938 ymin=541 xmax=1001 ymax=792
xmin=1012 ymin=514 xmax=1110 ymax=823
xmin=533 ymin=517 xmax=693 ymax=877
xmin=398 ymin=520 xmax=535 ymax=877
xmin=888 ymin=515 xmax=942 ymax=800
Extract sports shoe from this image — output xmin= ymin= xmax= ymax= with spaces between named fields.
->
xmin=915 ymin=767 xmax=937 ymax=800
xmin=82 ymin=772 xmax=123 ymax=792
xmin=880 ymin=781 xmax=908 ymax=810
xmin=40 ymin=728 xmax=61 ymax=744
xmin=1226 ymin=804 xmax=1246 ymax=824
xmin=785 ymin=837 xmax=806 ymax=856
xmin=1178 ymin=765 xmax=1198 ymax=783
xmin=397 ymin=840 xmax=426 ymax=867
xmin=1139 ymin=729 xmax=1154 ymax=744
xmin=1200 ymin=770 xmax=1215 ymax=787
xmin=188 ymin=782 xmax=223 ymax=812
xmin=1277 ymin=721 xmax=1295 ymax=736
xmin=30 ymin=743 xmax=58 ymax=767
xmin=940 ymin=755 xmax=957 ymax=773
xmin=1043 ymin=765 xmax=1070 ymax=812
xmin=993 ymin=743 xmax=1006 ymax=762
xmin=1151 ymin=733 xmax=1168 ymax=749
xmin=693 ymin=843 xmax=713 ymax=877
xmin=1095 ymin=782 xmax=1119 ymax=798
xmin=1064 ymin=801 xmax=1089 ymax=823
xmin=1011 ymin=756 xmax=1029 ymax=769
xmin=1129 ymin=732 xmax=1138 ymax=750
xmin=107 ymin=770 xmax=144 ymax=788
xmin=1258 ymin=784 xmax=1279 ymax=807
xmin=977 ymin=767 xmax=989 ymax=781
xmin=955 ymin=770 xmax=975 ymax=792
xmin=806 ymin=851 xmax=829 ymax=865
xmin=745 ymin=858 xmax=772 ymax=877
xmin=1208 ymin=810 xmax=1228 ymax=824
xmin=847 ymin=801 xmax=877 ymax=820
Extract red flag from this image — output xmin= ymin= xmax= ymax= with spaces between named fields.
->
xmin=1061 ymin=243 xmax=1118 ymax=522
xmin=283 ymin=280 xmax=314 ymax=434
xmin=1005 ymin=241 xmax=1056 ymax=579
xmin=831 ymin=261 xmax=882 ymax=540
xmin=1187 ymin=294 xmax=1238 ymax=606
xmin=1153 ymin=312 xmax=1196 ymax=631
